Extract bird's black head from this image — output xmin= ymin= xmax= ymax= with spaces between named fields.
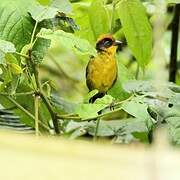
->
xmin=96 ymin=35 xmax=122 ymax=52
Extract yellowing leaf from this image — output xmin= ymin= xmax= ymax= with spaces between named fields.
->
xmin=8 ymin=63 xmax=22 ymax=75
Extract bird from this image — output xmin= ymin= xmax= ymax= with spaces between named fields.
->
xmin=86 ymin=34 xmax=122 ymax=103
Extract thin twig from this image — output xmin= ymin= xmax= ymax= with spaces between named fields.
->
xmin=31 ymin=59 xmax=60 ymax=134
xmin=57 ymin=107 xmax=122 ymax=122
xmin=135 ymin=64 xmax=139 ymax=80
xmin=93 ymin=117 xmax=101 ymax=141
xmin=14 ymin=52 xmax=29 ymax=59
xmin=56 ymin=95 xmax=134 ymax=121
xmin=30 ymin=21 xmax=38 ymax=46
xmin=34 ymin=95 xmax=39 ymax=136
xmin=0 ymin=91 xmax=34 ymax=96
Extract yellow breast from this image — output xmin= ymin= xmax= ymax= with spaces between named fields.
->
xmin=86 ymin=52 xmax=118 ymax=93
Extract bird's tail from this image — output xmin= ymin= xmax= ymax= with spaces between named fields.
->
xmin=89 ymin=93 xmax=105 ymax=103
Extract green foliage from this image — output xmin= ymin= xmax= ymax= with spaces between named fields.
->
xmin=0 ymin=0 xmax=179 ymax=146
xmin=118 ymin=0 xmax=152 ymax=68
xmin=88 ymin=0 xmax=110 ymax=39
xmin=0 ymin=0 xmax=35 ymax=51
xmin=109 ymin=60 xmax=134 ymax=99
xmin=37 ymin=28 xmax=97 ymax=55
xmin=51 ymin=0 xmax=72 ymax=13
xmin=28 ymin=4 xmax=58 ymax=22
xmin=0 ymin=40 xmax=16 ymax=64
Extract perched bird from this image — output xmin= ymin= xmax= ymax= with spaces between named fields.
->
xmin=86 ymin=34 xmax=122 ymax=103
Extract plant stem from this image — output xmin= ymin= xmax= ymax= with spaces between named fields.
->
xmin=93 ymin=117 xmax=101 ymax=141
xmin=31 ymin=55 xmax=60 ymax=134
xmin=57 ymin=107 xmax=122 ymax=122
xmin=40 ymin=92 xmax=60 ymax=134
xmin=34 ymin=95 xmax=39 ymax=136
xmin=30 ymin=21 xmax=38 ymax=46
xmin=56 ymin=95 xmax=134 ymax=121
xmin=135 ymin=64 xmax=139 ymax=80
xmin=14 ymin=52 xmax=29 ymax=59
xmin=0 ymin=91 xmax=34 ymax=96
xmin=169 ymin=4 xmax=180 ymax=82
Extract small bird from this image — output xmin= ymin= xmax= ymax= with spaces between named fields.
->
xmin=86 ymin=34 xmax=122 ymax=103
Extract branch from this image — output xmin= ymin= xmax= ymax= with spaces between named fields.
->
xmin=34 ymin=95 xmax=39 ymax=136
xmin=29 ymin=50 xmax=60 ymax=134
xmin=0 ymin=91 xmax=34 ymax=96
xmin=57 ymin=107 xmax=122 ymax=122
xmin=169 ymin=4 xmax=180 ymax=82
xmin=14 ymin=52 xmax=29 ymax=59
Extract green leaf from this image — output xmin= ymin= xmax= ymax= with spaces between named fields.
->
xmin=75 ymin=103 xmax=106 ymax=119
xmin=109 ymin=60 xmax=134 ymax=99
xmin=166 ymin=117 xmax=180 ymax=145
xmin=0 ymin=40 xmax=16 ymax=64
xmin=123 ymin=80 xmax=154 ymax=93
xmin=37 ymin=28 xmax=97 ymax=56
xmin=95 ymin=95 xmax=114 ymax=104
xmin=83 ymin=89 xmax=98 ymax=103
xmin=65 ymin=120 xmax=94 ymax=139
xmin=168 ymin=93 xmax=180 ymax=108
xmin=0 ymin=0 xmax=35 ymax=51
xmin=122 ymin=100 xmax=150 ymax=120
xmin=37 ymin=0 xmax=50 ymax=6
xmin=118 ymin=0 xmax=152 ymax=68
xmin=50 ymin=94 xmax=76 ymax=113
xmin=32 ymin=38 xmax=51 ymax=64
xmin=87 ymin=118 xmax=149 ymax=142
xmin=28 ymin=4 xmax=58 ymax=22
xmin=51 ymin=0 xmax=72 ymax=14
xmin=88 ymin=0 xmax=110 ymax=39
xmin=73 ymin=2 xmax=95 ymax=43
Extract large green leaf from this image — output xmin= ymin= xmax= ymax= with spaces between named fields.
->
xmin=32 ymin=38 xmax=51 ymax=64
xmin=73 ymin=2 xmax=95 ymax=43
xmin=37 ymin=28 xmax=97 ymax=56
xmin=118 ymin=0 xmax=152 ymax=68
xmin=0 ymin=40 xmax=16 ymax=64
xmin=122 ymin=101 xmax=150 ymax=120
xmin=87 ymin=118 xmax=149 ymax=142
xmin=88 ymin=0 xmax=110 ymax=39
xmin=28 ymin=4 xmax=58 ymax=22
xmin=75 ymin=103 xmax=106 ymax=119
xmin=51 ymin=0 xmax=72 ymax=14
xmin=0 ymin=0 xmax=36 ymax=51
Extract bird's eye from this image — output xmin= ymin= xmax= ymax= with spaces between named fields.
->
xmin=103 ymin=39 xmax=113 ymax=48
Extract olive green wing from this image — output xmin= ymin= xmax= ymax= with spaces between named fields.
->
xmin=85 ymin=56 xmax=94 ymax=91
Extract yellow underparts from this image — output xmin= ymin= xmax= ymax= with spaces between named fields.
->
xmin=86 ymin=46 xmax=118 ymax=93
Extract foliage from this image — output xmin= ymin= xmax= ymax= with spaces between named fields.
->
xmin=0 ymin=0 xmax=179 ymax=146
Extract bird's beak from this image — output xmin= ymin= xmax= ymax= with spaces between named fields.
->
xmin=114 ymin=40 xmax=123 ymax=46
